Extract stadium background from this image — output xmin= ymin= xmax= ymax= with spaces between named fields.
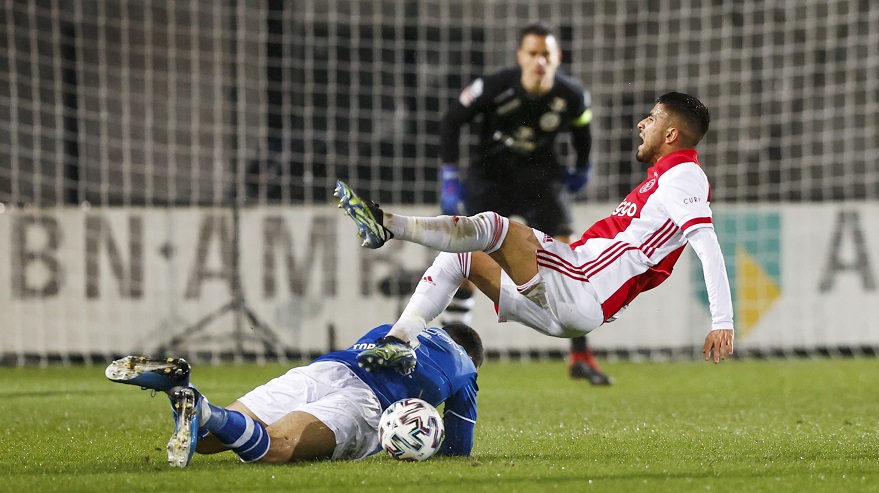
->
xmin=1 ymin=0 xmax=877 ymax=364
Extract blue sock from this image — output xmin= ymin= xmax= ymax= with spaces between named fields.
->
xmin=201 ymin=402 xmax=270 ymax=462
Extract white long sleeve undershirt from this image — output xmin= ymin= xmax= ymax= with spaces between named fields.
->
xmin=686 ymin=227 xmax=734 ymax=331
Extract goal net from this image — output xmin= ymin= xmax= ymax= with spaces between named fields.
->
xmin=2 ymin=0 xmax=878 ymax=363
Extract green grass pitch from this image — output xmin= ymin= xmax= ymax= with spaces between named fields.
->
xmin=3 ymin=358 xmax=879 ymax=492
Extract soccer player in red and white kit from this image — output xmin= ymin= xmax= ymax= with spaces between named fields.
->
xmin=337 ymin=92 xmax=734 ymax=374
xmin=438 ymin=22 xmax=610 ymax=384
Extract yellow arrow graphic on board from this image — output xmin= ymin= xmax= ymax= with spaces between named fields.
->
xmin=735 ymin=245 xmax=781 ymax=338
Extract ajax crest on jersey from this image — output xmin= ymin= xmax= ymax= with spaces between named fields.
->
xmin=639 ymin=178 xmax=656 ymax=193
xmin=378 ymin=398 xmax=445 ymax=461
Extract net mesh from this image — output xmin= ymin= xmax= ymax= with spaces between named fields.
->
xmin=1 ymin=0 xmax=878 ymax=362
xmin=4 ymin=0 xmax=877 ymax=208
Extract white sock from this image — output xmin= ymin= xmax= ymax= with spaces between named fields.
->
xmin=384 ymin=212 xmax=509 ymax=254
xmin=388 ymin=252 xmax=472 ymax=343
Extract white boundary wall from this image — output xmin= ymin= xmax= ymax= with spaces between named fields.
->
xmin=1 ymin=202 xmax=877 ymax=357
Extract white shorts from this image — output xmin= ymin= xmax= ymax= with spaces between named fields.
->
xmin=497 ymin=229 xmax=605 ymax=338
xmin=237 ymin=361 xmax=382 ymax=460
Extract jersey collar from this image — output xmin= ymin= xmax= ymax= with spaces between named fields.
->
xmin=648 ymin=149 xmax=700 ymax=178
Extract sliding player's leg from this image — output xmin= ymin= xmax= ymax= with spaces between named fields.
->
xmin=168 ymin=387 xmax=271 ymax=466
xmin=107 ymin=357 xmax=271 ymax=467
xmin=199 ymin=362 xmax=381 ymax=463
xmin=194 ymin=400 xmax=261 ymax=455
xmin=198 ymin=404 xmax=336 ymax=463
xmin=105 ymin=356 xmax=191 ymax=392
xmin=258 ymin=411 xmax=337 ymax=463
xmin=166 ymin=386 xmax=204 ymax=467
xmin=252 ymin=377 xmax=381 ymax=463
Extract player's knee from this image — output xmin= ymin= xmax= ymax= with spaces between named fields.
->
xmin=508 ymin=220 xmax=542 ymax=246
xmin=470 ymin=212 xmax=510 ymax=254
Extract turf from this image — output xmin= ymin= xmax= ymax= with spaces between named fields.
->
xmin=2 ymin=358 xmax=879 ymax=492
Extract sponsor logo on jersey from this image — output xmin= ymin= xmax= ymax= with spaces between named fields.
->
xmin=612 ymin=200 xmax=639 ymax=217
xmin=639 ymin=178 xmax=656 ymax=193
xmin=539 ymin=112 xmax=561 ymax=132
xmin=459 ymin=79 xmax=484 ymax=107
xmin=421 ymin=275 xmax=436 ymax=286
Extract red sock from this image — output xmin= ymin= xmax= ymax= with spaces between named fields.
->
xmin=569 ymin=350 xmax=601 ymax=371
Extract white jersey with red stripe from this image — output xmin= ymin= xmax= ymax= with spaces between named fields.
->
xmin=538 ymin=149 xmax=714 ymax=322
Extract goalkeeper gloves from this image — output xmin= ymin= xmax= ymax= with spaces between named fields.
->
xmin=565 ymin=165 xmax=591 ymax=193
xmin=440 ymin=164 xmax=464 ymax=215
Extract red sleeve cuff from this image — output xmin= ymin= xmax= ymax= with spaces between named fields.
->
xmin=680 ymin=217 xmax=713 ymax=232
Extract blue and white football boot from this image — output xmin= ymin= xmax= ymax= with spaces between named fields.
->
xmin=105 ymin=356 xmax=191 ymax=392
xmin=166 ymin=386 xmax=202 ymax=467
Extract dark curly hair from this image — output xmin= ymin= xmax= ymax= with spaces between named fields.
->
xmin=656 ymin=92 xmax=711 ymax=147
xmin=442 ymin=323 xmax=485 ymax=369
xmin=518 ymin=21 xmax=555 ymax=47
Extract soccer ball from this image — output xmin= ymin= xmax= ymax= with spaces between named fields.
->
xmin=378 ymin=398 xmax=445 ymax=461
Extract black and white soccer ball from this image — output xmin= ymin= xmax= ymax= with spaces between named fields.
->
xmin=378 ymin=398 xmax=445 ymax=461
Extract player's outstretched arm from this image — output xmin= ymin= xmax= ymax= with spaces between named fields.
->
xmin=686 ymin=227 xmax=734 ymax=365
xmin=703 ymin=329 xmax=734 ymax=364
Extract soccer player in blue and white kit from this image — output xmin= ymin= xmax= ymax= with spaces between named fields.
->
xmin=335 ymin=92 xmax=734 ymax=374
xmin=106 ymin=322 xmax=481 ymax=467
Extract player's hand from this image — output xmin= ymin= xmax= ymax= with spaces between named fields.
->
xmin=565 ymin=167 xmax=590 ymax=193
xmin=703 ymin=329 xmax=734 ymax=364
xmin=440 ymin=164 xmax=464 ymax=215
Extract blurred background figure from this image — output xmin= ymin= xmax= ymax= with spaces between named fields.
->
xmin=436 ymin=22 xmax=611 ymax=385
